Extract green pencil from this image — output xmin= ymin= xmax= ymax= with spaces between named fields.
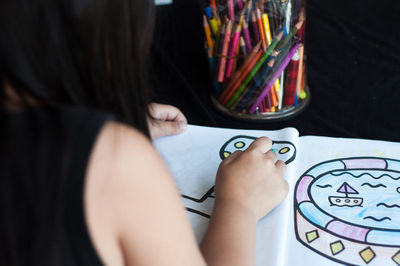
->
xmin=226 ymin=31 xmax=283 ymax=108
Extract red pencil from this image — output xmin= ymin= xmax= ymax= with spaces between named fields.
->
xmin=217 ymin=20 xmax=233 ymax=83
xmin=218 ymin=42 xmax=262 ymax=103
xmin=210 ymin=0 xmax=217 ymax=10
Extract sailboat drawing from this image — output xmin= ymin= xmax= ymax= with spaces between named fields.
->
xmin=328 ymin=182 xmax=363 ymax=207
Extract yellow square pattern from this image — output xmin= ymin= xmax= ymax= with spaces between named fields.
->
xmin=392 ymin=250 xmax=400 ymax=265
xmin=359 ymin=247 xmax=376 ymax=264
xmin=306 ymin=230 xmax=319 ymax=243
xmin=330 ymin=241 xmax=344 ymax=255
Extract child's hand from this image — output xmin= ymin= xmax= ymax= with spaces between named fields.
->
xmin=147 ymin=103 xmax=188 ymax=140
xmin=214 ymin=137 xmax=288 ymax=220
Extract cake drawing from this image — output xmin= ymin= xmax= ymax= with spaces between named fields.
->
xmin=183 ymin=135 xmax=296 ymax=219
xmin=294 ymin=157 xmax=400 ymax=265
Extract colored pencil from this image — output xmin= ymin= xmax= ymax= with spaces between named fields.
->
xmin=212 ymin=5 xmax=221 ymax=27
xmin=242 ymin=20 xmax=253 ymax=53
xmin=207 ymin=45 xmax=214 ymax=70
xmin=224 ymin=31 xmax=283 ymax=106
xmin=236 ymin=0 xmax=244 ymax=11
xmin=217 ymin=20 xmax=233 ymax=82
xmin=266 ymin=0 xmax=276 ymax=38
xmin=295 ymin=44 xmax=304 ymax=99
xmin=228 ymin=0 xmax=235 ymax=21
xmin=245 ymin=0 xmax=253 ymax=23
xmin=221 ymin=49 xmax=263 ymax=105
xmin=203 ymin=0 xmax=307 ymax=115
xmin=256 ymin=9 xmax=267 ymax=50
xmin=259 ymin=0 xmax=265 ymax=13
xmin=210 ymin=0 xmax=217 ymax=11
xmin=235 ymin=59 xmax=275 ymax=111
xmin=218 ymin=42 xmax=262 ymax=102
xmin=203 ymin=15 xmax=214 ymax=54
xmin=262 ymin=13 xmax=272 ymax=45
xmin=209 ymin=17 xmax=219 ymax=37
xmin=204 ymin=6 xmax=212 ymax=19
xmin=249 ymin=42 xmax=300 ymax=113
xmin=251 ymin=12 xmax=260 ymax=44
xmin=225 ymin=24 xmax=241 ymax=79
xmin=240 ymin=36 xmax=247 ymax=56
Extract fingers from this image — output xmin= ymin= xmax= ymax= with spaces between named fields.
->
xmin=247 ymin=137 xmax=273 ymax=154
xmin=149 ymin=103 xmax=187 ymax=124
xmin=265 ymin=150 xmax=278 ymax=163
xmin=275 ymin=160 xmax=286 ymax=174
xmin=223 ymin=150 xmax=242 ymax=163
xmin=149 ymin=120 xmax=187 ymax=139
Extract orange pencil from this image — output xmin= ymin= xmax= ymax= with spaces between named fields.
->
xmin=217 ymin=20 xmax=233 ymax=83
xmin=221 ymin=49 xmax=263 ymax=104
xmin=203 ymin=15 xmax=214 ymax=54
xmin=218 ymin=42 xmax=261 ymax=102
xmin=270 ymin=85 xmax=278 ymax=107
xmin=210 ymin=0 xmax=217 ymax=11
xmin=256 ymin=9 xmax=267 ymax=51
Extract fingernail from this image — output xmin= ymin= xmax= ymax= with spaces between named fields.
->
xmin=179 ymin=121 xmax=188 ymax=131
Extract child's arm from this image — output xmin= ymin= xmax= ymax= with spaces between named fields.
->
xmin=200 ymin=137 xmax=288 ymax=266
xmin=85 ymin=122 xmax=287 ymax=266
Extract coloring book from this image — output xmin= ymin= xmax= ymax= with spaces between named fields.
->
xmin=153 ymin=125 xmax=400 ymax=266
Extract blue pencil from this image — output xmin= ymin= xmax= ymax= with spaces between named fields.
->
xmin=236 ymin=59 xmax=274 ymax=111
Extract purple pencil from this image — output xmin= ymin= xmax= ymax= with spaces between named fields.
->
xmin=249 ymin=43 xmax=300 ymax=114
xmin=242 ymin=20 xmax=253 ymax=53
xmin=236 ymin=0 xmax=244 ymax=11
xmin=251 ymin=12 xmax=260 ymax=44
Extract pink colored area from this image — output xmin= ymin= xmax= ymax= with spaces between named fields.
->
xmin=296 ymin=176 xmax=313 ymax=203
xmin=343 ymin=159 xmax=386 ymax=169
xmin=326 ymin=220 xmax=369 ymax=241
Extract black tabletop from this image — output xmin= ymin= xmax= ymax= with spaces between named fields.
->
xmin=150 ymin=0 xmax=400 ymax=142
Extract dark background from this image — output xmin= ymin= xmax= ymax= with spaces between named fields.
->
xmin=150 ymin=0 xmax=400 ymax=142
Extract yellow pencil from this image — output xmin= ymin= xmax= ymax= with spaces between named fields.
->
xmin=209 ymin=17 xmax=219 ymax=37
xmin=296 ymin=44 xmax=305 ymax=98
xmin=261 ymin=12 xmax=280 ymax=106
xmin=262 ymin=13 xmax=272 ymax=45
xmin=203 ymin=15 xmax=214 ymax=54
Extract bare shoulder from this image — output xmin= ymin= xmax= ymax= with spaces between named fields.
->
xmin=84 ymin=121 xmax=205 ymax=266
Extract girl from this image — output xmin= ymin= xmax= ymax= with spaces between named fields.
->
xmin=0 ymin=0 xmax=288 ymax=265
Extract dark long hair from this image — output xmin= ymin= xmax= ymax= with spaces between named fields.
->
xmin=0 ymin=0 xmax=154 ymax=265
xmin=0 ymin=0 xmax=154 ymax=135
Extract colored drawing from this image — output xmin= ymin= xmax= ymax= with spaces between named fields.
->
xmin=294 ymin=157 xmax=400 ymax=266
xmin=183 ymin=135 xmax=296 ymax=218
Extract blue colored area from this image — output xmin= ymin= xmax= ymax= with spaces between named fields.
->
xmin=299 ymin=202 xmax=333 ymax=228
xmin=386 ymin=159 xmax=400 ymax=173
xmin=367 ymin=230 xmax=400 ymax=246
xmin=306 ymin=161 xmax=345 ymax=178
xmin=311 ymin=170 xmax=400 ymax=230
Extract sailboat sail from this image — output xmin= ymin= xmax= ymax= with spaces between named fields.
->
xmin=329 ymin=182 xmax=363 ymax=207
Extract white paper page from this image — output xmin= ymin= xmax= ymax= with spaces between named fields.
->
xmin=155 ymin=0 xmax=173 ymax=5
xmin=284 ymin=135 xmax=400 ymax=266
xmin=154 ymin=125 xmax=300 ymax=266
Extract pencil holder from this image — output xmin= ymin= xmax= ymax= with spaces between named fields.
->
xmin=202 ymin=0 xmax=310 ymax=121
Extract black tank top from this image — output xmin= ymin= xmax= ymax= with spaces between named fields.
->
xmin=1 ymin=106 xmax=110 ymax=265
